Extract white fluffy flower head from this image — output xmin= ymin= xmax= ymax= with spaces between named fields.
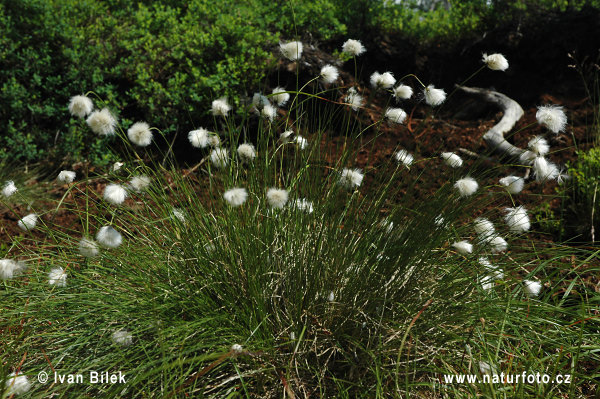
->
xmin=2 ymin=180 xmax=18 ymax=197
xmin=210 ymin=148 xmax=229 ymax=169
xmin=533 ymin=156 xmax=559 ymax=183
xmin=345 ymin=88 xmax=363 ymax=111
xmin=267 ymin=188 xmax=289 ymax=209
xmin=79 ymin=238 xmax=99 ymax=258
xmin=393 ymin=84 xmax=413 ymax=100
xmin=104 ymin=184 xmax=127 ymax=205
xmin=4 ymin=372 xmax=31 ymax=396
xmin=272 ymin=87 xmax=290 ymax=106
xmin=0 ymin=259 xmax=26 ymax=280
xmin=482 ymin=53 xmax=509 ymax=71
xmin=280 ymin=130 xmax=294 ymax=143
xmin=528 ymin=136 xmax=549 ymax=156
xmin=474 ymin=218 xmax=495 ymax=239
xmin=441 ymin=152 xmax=463 ymax=168
xmin=129 ymin=175 xmax=151 ymax=193
xmin=342 ymin=39 xmax=365 ymax=56
xmin=188 ymin=128 xmax=210 ymax=148
xmin=86 ymin=108 xmax=117 ymax=136
xmin=454 ymin=177 xmax=478 ymax=197
xmin=394 ymin=149 xmax=413 ymax=167
xmin=127 ymin=122 xmax=153 ymax=147
xmin=48 ymin=267 xmax=67 ymax=287
xmin=295 ymin=135 xmax=308 ymax=150
xmin=536 ymin=105 xmax=567 ymax=133
xmin=385 ymin=107 xmax=407 ymax=124
xmin=237 ymin=143 xmax=256 ymax=163
xmin=370 ymin=71 xmax=396 ymax=90
xmin=18 ymin=213 xmax=37 ymax=232
xmin=112 ymin=329 xmax=133 ymax=346
xmin=211 ymin=97 xmax=231 ymax=117
xmin=424 ymin=85 xmax=446 ymax=107
xmin=320 ymin=64 xmax=339 ymax=84
xmin=523 ymin=280 xmax=542 ymax=297
xmin=68 ymin=95 xmax=94 ymax=118
xmin=505 ymin=206 xmax=530 ymax=233
xmin=96 ymin=226 xmax=123 ymax=249
xmin=499 ymin=175 xmax=524 ymax=194
xmin=223 ymin=187 xmax=248 ymax=207
xmin=261 ymin=103 xmax=277 ymax=122
xmin=486 ymin=235 xmax=508 ymax=253
xmin=453 ymin=240 xmax=473 ymax=255
xmin=339 ymin=168 xmax=364 ymax=190
xmin=280 ymin=41 xmax=303 ymax=61
xmin=294 ymin=198 xmax=314 ymax=213
xmin=57 ymin=170 xmax=76 ymax=184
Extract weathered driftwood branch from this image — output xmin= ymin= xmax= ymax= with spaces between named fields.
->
xmin=456 ymin=85 xmax=525 ymax=159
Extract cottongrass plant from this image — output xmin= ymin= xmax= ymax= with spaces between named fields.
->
xmin=1 ymin=42 xmax=598 ymax=399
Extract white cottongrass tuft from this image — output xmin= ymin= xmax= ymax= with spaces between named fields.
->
xmin=104 ymin=184 xmax=127 ymax=205
xmin=479 ymin=257 xmax=504 ymax=280
xmin=480 ymin=276 xmax=494 ymax=291
xmin=327 ymin=291 xmax=335 ymax=302
xmin=210 ymin=148 xmax=229 ymax=169
xmin=342 ymin=39 xmax=365 ymax=56
xmin=2 ymin=180 xmax=17 ymax=197
xmin=267 ymin=188 xmax=289 ymax=209
xmin=237 ymin=143 xmax=256 ymax=163
xmin=523 ymin=280 xmax=542 ymax=297
xmin=188 ymin=128 xmax=210 ymax=148
xmin=78 ymin=238 xmax=99 ymax=258
xmin=86 ymin=108 xmax=117 ymax=136
xmin=112 ymin=329 xmax=133 ymax=346
xmin=57 ymin=170 xmax=76 ymax=184
xmin=48 ymin=267 xmax=67 ymax=287
xmin=172 ymin=208 xmax=186 ymax=224
xmin=280 ymin=41 xmax=303 ymax=61
xmin=280 ymin=130 xmax=294 ymax=143
xmin=127 ymin=122 xmax=153 ymax=147
xmin=294 ymin=198 xmax=314 ymax=213
xmin=485 ymin=235 xmax=508 ymax=253
xmin=519 ymin=150 xmax=537 ymax=165
xmin=128 ymin=175 xmax=151 ymax=193
xmin=504 ymin=206 xmax=530 ymax=233
xmin=384 ymin=107 xmax=407 ymax=124
xmin=207 ymin=135 xmax=221 ymax=147
xmin=394 ymin=149 xmax=414 ymax=167
xmin=370 ymin=71 xmax=396 ymax=90
xmin=434 ymin=215 xmax=445 ymax=227
xmin=261 ymin=103 xmax=277 ymax=122
xmin=231 ymin=344 xmax=243 ymax=355
xmin=4 ymin=372 xmax=31 ymax=396
xmin=423 ymin=85 xmax=446 ymax=107
xmin=339 ymin=168 xmax=364 ymax=190
xmin=0 ymin=259 xmax=26 ymax=280
xmin=295 ymin=135 xmax=308 ymax=150
xmin=68 ymin=94 xmax=94 ymax=118
xmin=474 ymin=218 xmax=495 ymax=240
xmin=454 ymin=177 xmax=478 ymax=197
xmin=441 ymin=152 xmax=463 ymax=168
xmin=528 ymin=136 xmax=550 ymax=156
xmin=482 ymin=53 xmax=509 ymax=71
xmin=252 ymin=92 xmax=270 ymax=109
xmin=320 ymin=64 xmax=339 ymax=84
xmin=223 ymin=188 xmax=248 ymax=207
xmin=479 ymin=361 xmax=493 ymax=375
xmin=393 ymin=84 xmax=413 ymax=100
xmin=536 ymin=104 xmax=567 ymax=133
xmin=211 ymin=97 xmax=231 ymax=117
xmin=345 ymin=87 xmax=363 ymax=111
xmin=96 ymin=226 xmax=123 ymax=249
xmin=272 ymin=87 xmax=290 ymax=106
xmin=499 ymin=176 xmax=525 ymax=194
xmin=452 ymin=240 xmax=473 ymax=255
xmin=18 ymin=213 xmax=37 ymax=232
xmin=112 ymin=161 xmax=124 ymax=171
xmin=533 ymin=156 xmax=559 ymax=182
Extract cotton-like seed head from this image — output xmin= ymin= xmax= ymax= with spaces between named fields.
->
xmin=345 ymin=88 xmax=363 ymax=111
xmin=4 ymin=372 xmax=31 ymax=396
xmin=393 ymin=84 xmax=413 ymax=100
xmin=533 ymin=157 xmax=559 ymax=183
xmin=342 ymin=39 xmax=365 ymax=56
xmin=424 ymin=85 xmax=446 ymax=107
xmin=112 ymin=161 xmax=124 ymax=171
xmin=499 ymin=176 xmax=524 ymax=194
xmin=261 ymin=103 xmax=277 ymax=122
xmin=252 ymin=92 xmax=270 ymax=109
xmin=320 ymin=64 xmax=339 ymax=84
xmin=479 ymin=361 xmax=493 ymax=375
xmin=394 ymin=149 xmax=413 ymax=167
xmin=482 ymin=53 xmax=509 ymax=71
xmin=504 ymin=206 xmax=530 ymax=233
xmin=295 ymin=135 xmax=308 ymax=150
xmin=0 ymin=259 xmax=26 ymax=280
xmin=231 ymin=344 xmax=243 ymax=354
xmin=207 ymin=135 xmax=221 ymax=147
xmin=48 ymin=267 xmax=67 ymax=287
xmin=68 ymin=95 xmax=94 ymax=118
xmin=223 ymin=187 xmax=248 ymax=207
xmin=86 ymin=108 xmax=117 ymax=136
xmin=474 ymin=218 xmax=495 ymax=239
xmin=280 ymin=41 xmax=303 ymax=61
xmin=188 ymin=128 xmax=210 ymax=148
xmin=267 ymin=188 xmax=289 ymax=209
xmin=479 ymin=257 xmax=504 ymax=280
xmin=536 ymin=104 xmax=567 ymax=133
xmin=210 ymin=148 xmax=229 ymax=169
xmin=519 ymin=150 xmax=537 ymax=165
xmin=454 ymin=177 xmax=478 ymax=197
xmin=452 ymin=240 xmax=473 ymax=255
xmin=385 ymin=107 xmax=407 ymax=124
xmin=272 ymin=87 xmax=290 ymax=106
xmin=57 ymin=170 xmax=76 ymax=184
xmin=112 ymin=329 xmax=133 ymax=346
xmin=104 ymin=184 xmax=127 ymax=205
xmin=96 ymin=226 xmax=123 ymax=249
xmin=523 ymin=280 xmax=542 ymax=297
xmin=370 ymin=71 xmax=396 ymax=89
xmin=237 ymin=143 xmax=256 ymax=163
xmin=441 ymin=152 xmax=463 ymax=168
xmin=172 ymin=208 xmax=186 ymax=223
xmin=78 ymin=238 xmax=99 ymax=258
xmin=485 ymin=235 xmax=508 ymax=253
xmin=294 ymin=198 xmax=314 ymax=213
xmin=211 ymin=97 xmax=231 ymax=117
xmin=480 ymin=276 xmax=494 ymax=291
xmin=280 ymin=130 xmax=294 ymax=143
xmin=128 ymin=175 xmax=151 ymax=193
xmin=327 ymin=291 xmax=335 ymax=302
xmin=127 ymin=122 xmax=153 ymax=147
xmin=18 ymin=213 xmax=37 ymax=231
xmin=2 ymin=180 xmax=18 ymax=197
xmin=528 ymin=136 xmax=549 ymax=156
xmin=339 ymin=168 xmax=364 ymax=190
